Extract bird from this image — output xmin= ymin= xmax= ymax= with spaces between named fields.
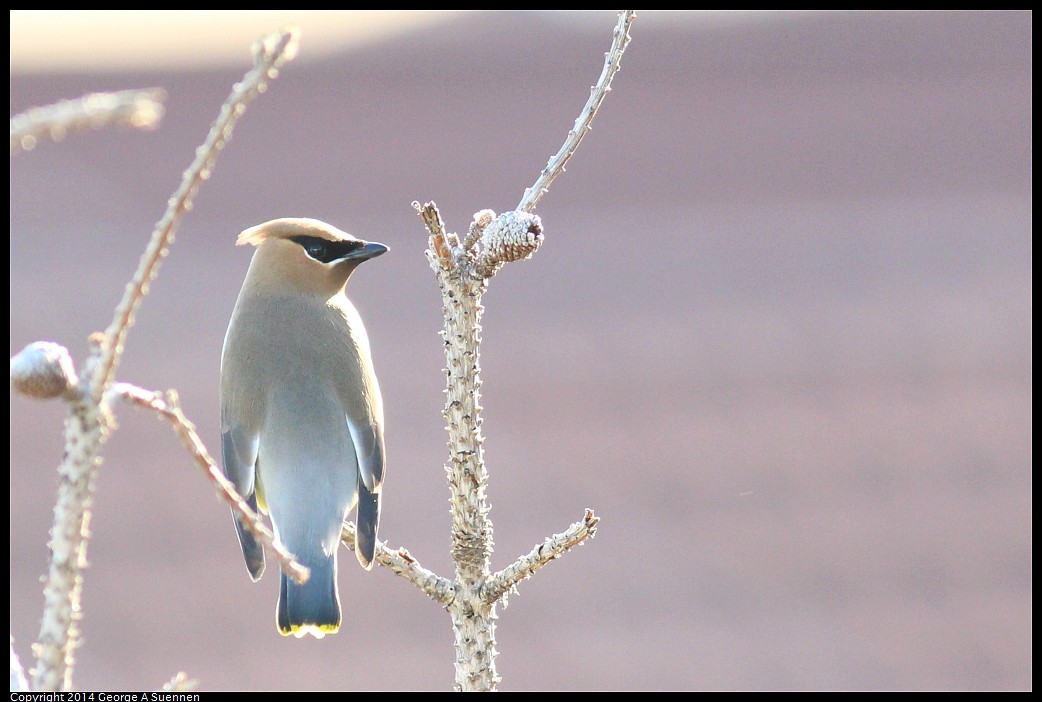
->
xmin=220 ymin=217 xmax=388 ymax=638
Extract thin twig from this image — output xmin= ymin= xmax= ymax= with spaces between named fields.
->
xmin=414 ymin=200 xmax=455 ymax=265
xmin=112 ymin=383 xmax=309 ymax=584
xmin=341 ymin=524 xmax=455 ymax=606
xmin=517 ymin=10 xmax=635 ymax=213
xmin=90 ymin=28 xmax=300 ymax=402
xmin=10 ymin=88 xmax=165 ymax=156
xmin=483 ymin=509 xmax=600 ymax=603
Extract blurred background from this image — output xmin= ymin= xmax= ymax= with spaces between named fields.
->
xmin=9 ymin=10 xmax=1031 ymax=691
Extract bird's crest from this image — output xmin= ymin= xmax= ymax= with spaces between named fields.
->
xmin=237 ymin=218 xmax=356 ymax=247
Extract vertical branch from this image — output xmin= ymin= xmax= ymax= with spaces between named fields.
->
xmin=411 ymin=11 xmax=634 ymax=689
xmin=30 ymin=28 xmax=300 ymax=692
xmin=419 ymin=202 xmax=500 ymax=691
xmin=442 ymin=267 xmax=498 ymax=692
xmin=31 ymin=373 xmax=105 ymax=693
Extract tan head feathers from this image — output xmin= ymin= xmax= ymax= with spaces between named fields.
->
xmin=237 ymin=218 xmax=358 ymax=247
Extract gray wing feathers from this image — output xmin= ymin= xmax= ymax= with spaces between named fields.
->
xmin=347 ymin=419 xmax=385 ymax=492
xmin=354 ymin=475 xmax=380 ymax=569
xmin=221 ymin=424 xmax=265 ymax=580
xmin=346 ymin=415 xmax=383 ymax=569
xmin=234 ymin=493 xmax=266 ymax=581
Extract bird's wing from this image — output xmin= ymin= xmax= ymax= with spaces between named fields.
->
xmin=347 ymin=418 xmax=384 ymax=493
xmin=346 ymin=416 xmax=383 ymax=569
xmin=221 ymin=418 xmax=265 ymax=580
xmin=354 ymin=473 xmax=380 ymax=569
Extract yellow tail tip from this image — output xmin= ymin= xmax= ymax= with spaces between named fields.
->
xmin=279 ymin=622 xmax=339 ymax=639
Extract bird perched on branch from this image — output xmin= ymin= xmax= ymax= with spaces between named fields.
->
xmin=220 ymin=217 xmax=388 ymax=638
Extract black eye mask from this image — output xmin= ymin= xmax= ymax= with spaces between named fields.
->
xmin=290 ymin=235 xmax=364 ymax=264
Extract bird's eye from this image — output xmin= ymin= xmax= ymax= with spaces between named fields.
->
xmin=305 ymin=240 xmax=328 ymax=260
xmin=292 ymin=235 xmax=336 ymax=262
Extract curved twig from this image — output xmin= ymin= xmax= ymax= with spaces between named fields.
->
xmin=517 ymin=10 xmax=635 ymax=212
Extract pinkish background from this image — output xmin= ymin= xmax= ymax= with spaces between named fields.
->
xmin=9 ymin=11 xmax=1032 ymax=691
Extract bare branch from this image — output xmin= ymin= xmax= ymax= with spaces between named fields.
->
xmin=414 ymin=200 xmax=456 ymax=265
xmin=32 ymin=335 xmax=112 ymax=692
xmin=29 ymin=28 xmax=300 ymax=692
xmin=10 ymin=88 xmax=165 ymax=156
xmin=90 ymin=26 xmax=301 ymax=402
xmin=484 ymin=510 xmax=600 ymax=603
xmin=341 ymin=524 xmax=455 ymax=606
xmin=112 ymin=383 xmax=309 ymax=584
xmin=463 ymin=209 xmax=496 ymax=252
xmin=409 ymin=14 xmax=632 ymax=688
xmin=517 ymin=10 xmax=635 ymax=213
xmin=421 ymin=200 xmax=500 ymax=690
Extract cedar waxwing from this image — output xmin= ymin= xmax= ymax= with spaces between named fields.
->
xmin=220 ymin=217 xmax=387 ymax=638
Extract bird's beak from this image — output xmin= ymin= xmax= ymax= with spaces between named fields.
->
xmin=349 ymin=241 xmax=389 ymax=262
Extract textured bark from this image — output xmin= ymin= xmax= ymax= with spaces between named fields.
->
xmin=17 ymin=28 xmax=300 ymax=692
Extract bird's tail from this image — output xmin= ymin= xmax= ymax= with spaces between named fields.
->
xmin=277 ymin=551 xmax=341 ymax=638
